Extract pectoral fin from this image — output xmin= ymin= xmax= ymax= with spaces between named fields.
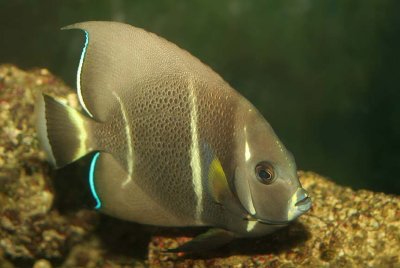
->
xmin=167 ymin=228 xmax=235 ymax=253
xmin=207 ymin=157 xmax=246 ymax=217
xmin=93 ymin=153 xmax=182 ymax=225
xmin=208 ymin=157 xmax=232 ymax=204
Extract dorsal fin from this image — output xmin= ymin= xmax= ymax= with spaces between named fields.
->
xmin=62 ymin=21 xmax=222 ymax=121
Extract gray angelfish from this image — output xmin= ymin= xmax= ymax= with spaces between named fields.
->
xmin=36 ymin=21 xmax=311 ymax=252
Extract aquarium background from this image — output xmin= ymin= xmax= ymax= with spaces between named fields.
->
xmin=0 ymin=0 xmax=399 ymax=194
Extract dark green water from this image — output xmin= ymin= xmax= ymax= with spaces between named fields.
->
xmin=1 ymin=0 xmax=399 ymax=194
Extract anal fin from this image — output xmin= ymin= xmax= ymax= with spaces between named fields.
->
xmin=93 ymin=153 xmax=183 ymax=226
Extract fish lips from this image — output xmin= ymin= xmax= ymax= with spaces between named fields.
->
xmin=245 ymin=190 xmax=312 ymax=226
xmin=295 ymin=195 xmax=312 ymax=212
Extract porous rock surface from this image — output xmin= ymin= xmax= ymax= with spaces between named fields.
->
xmin=0 ymin=65 xmax=399 ymax=267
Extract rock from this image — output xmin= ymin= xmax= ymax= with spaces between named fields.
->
xmin=0 ymin=64 xmax=399 ymax=267
xmin=0 ymin=65 xmax=96 ymax=258
xmin=0 ymin=65 xmax=99 ymax=263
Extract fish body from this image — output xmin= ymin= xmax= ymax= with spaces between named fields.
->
xmin=36 ymin=21 xmax=311 ymax=251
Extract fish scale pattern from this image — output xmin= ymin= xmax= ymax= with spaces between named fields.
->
xmin=127 ymin=75 xmax=197 ymax=222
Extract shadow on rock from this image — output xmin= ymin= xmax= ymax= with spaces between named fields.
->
xmin=153 ymin=221 xmax=310 ymax=259
xmin=226 ymin=221 xmax=311 ymax=256
xmin=95 ymin=215 xmax=152 ymax=260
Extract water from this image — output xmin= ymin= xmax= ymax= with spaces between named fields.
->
xmin=0 ymin=0 xmax=399 ymax=194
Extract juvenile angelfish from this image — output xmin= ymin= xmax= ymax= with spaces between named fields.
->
xmin=36 ymin=21 xmax=311 ymax=252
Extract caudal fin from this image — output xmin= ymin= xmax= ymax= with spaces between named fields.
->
xmin=35 ymin=94 xmax=98 ymax=168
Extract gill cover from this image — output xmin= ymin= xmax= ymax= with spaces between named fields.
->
xmin=232 ymin=103 xmax=304 ymax=223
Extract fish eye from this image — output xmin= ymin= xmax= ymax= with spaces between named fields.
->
xmin=255 ymin=162 xmax=275 ymax=184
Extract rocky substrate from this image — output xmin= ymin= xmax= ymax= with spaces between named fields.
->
xmin=0 ymin=65 xmax=399 ymax=267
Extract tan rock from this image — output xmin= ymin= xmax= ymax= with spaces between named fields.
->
xmin=0 ymin=65 xmax=97 ymax=260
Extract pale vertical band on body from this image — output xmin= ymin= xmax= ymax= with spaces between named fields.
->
xmin=188 ymin=78 xmax=203 ymax=222
xmin=242 ymin=126 xmax=256 ymax=215
xmin=112 ymin=91 xmax=134 ymax=186
xmin=67 ymin=107 xmax=89 ymax=159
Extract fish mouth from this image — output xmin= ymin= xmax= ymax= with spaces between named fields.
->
xmin=287 ymin=187 xmax=311 ymax=219
xmin=295 ymin=195 xmax=311 ymax=212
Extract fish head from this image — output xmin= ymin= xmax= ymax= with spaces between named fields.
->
xmin=233 ymin=103 xmax=311 ymax=226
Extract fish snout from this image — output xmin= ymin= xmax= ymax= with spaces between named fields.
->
xmin=287 ymin=187 xmax=312 ymax=221
xmin=295 ymin=189 xmax=311 ymax=212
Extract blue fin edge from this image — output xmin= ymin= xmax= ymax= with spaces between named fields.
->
xmin=77 ymin=30 xmax=94 ymax=118
xmin=89 ymin=152 xmax=102 ymax=209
